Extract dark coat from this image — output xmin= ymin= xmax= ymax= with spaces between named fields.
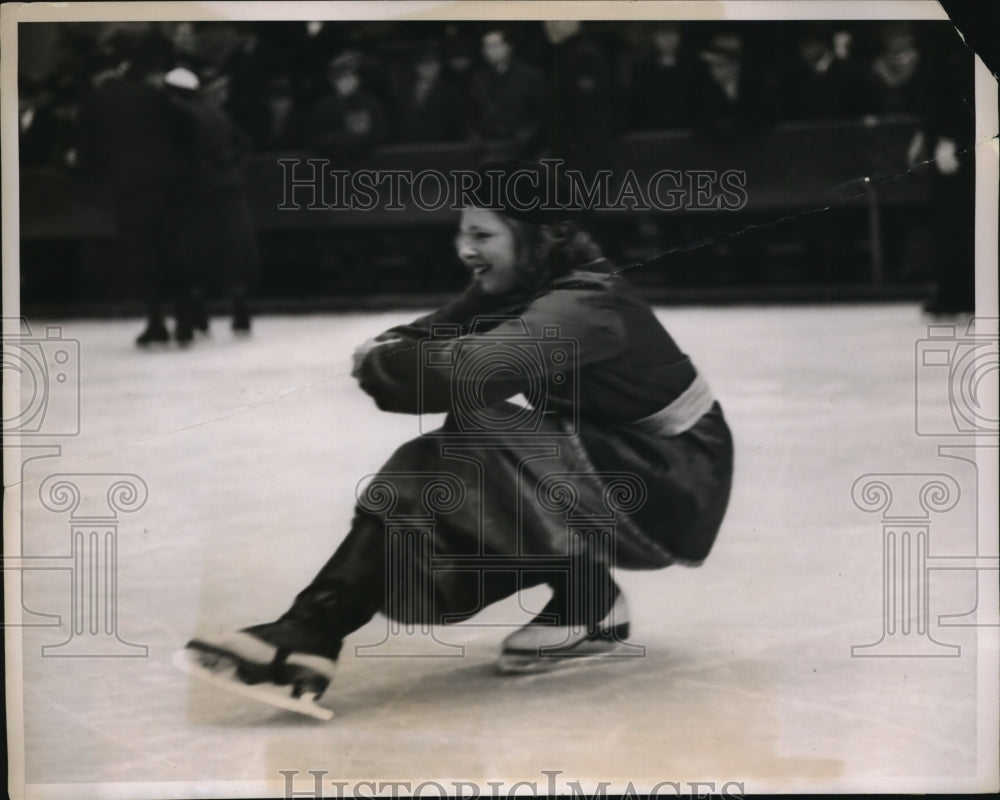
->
xmin=627 ymin=51 xmax=701 ymax=131
xmin=776 ymin=57 xmax=867 ymax=121
xmin=468 ymin=60 xmax=547 ymax=156
xmin=547 ymin=35 xmax=613 ymax=168
xmin=307 ymin=90 xmax=388 ymax=160
xmin=170 ymin=94 xmax=260 ymax=290
xmin=393 ymin=75 xmax=465 ymax=143
xmin=75 ymin=75 xmax=189 ymax=192
xmin=357 ymin=265 xmax=734 ymax=566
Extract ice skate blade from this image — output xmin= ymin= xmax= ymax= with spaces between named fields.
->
xmin=172 ymin=649 xmax=334 ymax=721
xmin=497 ymin=643 xmax=627 ymax=676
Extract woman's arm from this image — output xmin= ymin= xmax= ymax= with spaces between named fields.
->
xmin=356 ymin=283 xmax=626 ymax=415
xmin=353 ymin=283 xmax=498 ymax=410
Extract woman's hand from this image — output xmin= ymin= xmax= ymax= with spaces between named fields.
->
xmin=351 ymin=336 xmax=403 ymax=379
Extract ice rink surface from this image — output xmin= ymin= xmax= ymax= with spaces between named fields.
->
xmin=6 ymin=303 xmax=998 ymax=796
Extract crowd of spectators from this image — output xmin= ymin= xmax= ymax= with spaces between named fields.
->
xmin=19 ymin=19 xmax=969 ymax=172
xmin=18 ymin=19 xmax=974 ymax=314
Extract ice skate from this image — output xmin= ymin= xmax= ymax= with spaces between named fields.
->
xmin=175 ymin=628 xmax=337 ymax=720
xmin=135 ymin=320 xmax=170 ymax=347
xmin=497 ymin=590 xmax=632 ymax=675
xmin=190 ymin=293 xmax=210 ymax=334
xmin=232 ymin=294 xmax=251 ymax=335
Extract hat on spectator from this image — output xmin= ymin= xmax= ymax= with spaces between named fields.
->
xmin=700 ymin=32 xmax=742 ymax=63
xmin=164 ymin=66 xmax=200 ymax=91
xmin=328 ymin=50 xmax=362 ymax=76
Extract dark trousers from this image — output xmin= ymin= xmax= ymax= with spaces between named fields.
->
xmin=114 ymin=184 xmax=187 ymax=321
xmin=930 ymin=162 xmax=975 ymax=313
xmin=281 ymin=404 xmax=733 ymax=654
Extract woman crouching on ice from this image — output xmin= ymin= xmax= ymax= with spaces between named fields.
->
xmin=180 ymin=162 xmax=734 ymax=718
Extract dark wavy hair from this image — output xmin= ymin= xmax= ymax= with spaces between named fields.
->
xmin=504 ymin=217 xmax=607 ymax=292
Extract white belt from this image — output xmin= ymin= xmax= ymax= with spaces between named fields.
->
xmin=626 ymin=372 xmax=715 ymax=437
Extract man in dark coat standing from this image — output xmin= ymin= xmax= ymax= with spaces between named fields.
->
xmin=307 ymin=50 xmax=388 ymax=161
xmin=74 ymin=28 xmax=191 ymax=345
xmin=467 ymin=29 xmax=547 ymax=159
xmin=163 ymin=68 xmax=259 ymax=336
xmin=776 ymin=23 xmax=866 ymax=121
xmin=544 ymin=20 xmax=613 ymax=173
xmin=392 ymin=46 xmax=464 ymax=143
xmin=627 ymin=22 xmax=699 ymax=131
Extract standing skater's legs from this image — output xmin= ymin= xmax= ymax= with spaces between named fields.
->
xmin=120 ymin=191 xmax=171 ymax=347
xmin=497 ymin=546 xmax=631 ymax=673
xmin=231 ymin=285 xmax=251 ymax=333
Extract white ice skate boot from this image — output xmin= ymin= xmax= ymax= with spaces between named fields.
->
xmin=497 ymin=590 xmax=632 ymax=675
xmin=174 ymin=624 xmax=338 ymax=720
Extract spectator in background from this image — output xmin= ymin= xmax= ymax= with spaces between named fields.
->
xmin=777 ymin=23 xmax=865 ymax=121
xmin=163 ymin=67 xmax=259 ymax=337
xmin=163 ymin=21 xmax=205 ymax=74
xmin=904 ymin=30 xmax=975 ymax=314
xmin=468 ymin=28 xmax=547 ymax=159
xmin=857 ymin=22 xmax=930 ymax=116
xmin=858 ymin=23 xmax=950 ymax=288
xmin=299 ymin=21 xmax=350 ymax=104
xmin=74 ymin=27 xmax=193 ymax=346
xmin=19 ymin=77 xmax=80 ymax=168
xmin=393 ymin=46 xmax=464 ymax=142
xmin=441 ymin=28 xmax=477 ymax=131
xmin=224 ymin=24 xmax=271 ymax=141
xmin=308 ymin=50 xmax=388 ymax=160
xmin=238 ymin=71 xmax=309 ymax=150
xmin=544 ymin=20 xmax=612 ymax=173
xmin=627 ymin=22 xmax=697 ymax=131
xmin=225 ymin=22 xmax=318 ymax=147
xmin=693 ymin=30 xmax=775 ymax=140
xmin=443 ymin=26 xmax=477 ymax=91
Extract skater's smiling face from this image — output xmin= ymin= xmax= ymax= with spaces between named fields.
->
xmin=455 ymin=208 xmax=522 ymax=294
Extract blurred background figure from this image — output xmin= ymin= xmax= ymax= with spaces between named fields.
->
xmin=392 ymin=45 xmax=463 ymax=143
xmin=627 ymin=21 xmax=697 ymax=131
xmin=897 ymin=27 xmax=975 ymax=315
xmin=693 ymin=29 xmax=775 ymax=139
xmin=308 ymin=50 xmax=388 ymax=160
xmin=856 ymin=23 xmax=936 ymax=286
xmin=468 ymin=28 xmax=547 ymax=158
xmin=18 ymin=19 xmax=977 ymax=314
xmin=221 ymin=24 xmax=309 ymax=150
xmin=163 ymin=21 xmax=203 ymax=72
xmin=442 ymin=25 xmax=477 ymax=95
xmin=544 ymin=20 xmax=612 ymax=173
xmin=777 ymin=22 xmax=865 ymax=121
xmin=74 ymin=25 xmax=192 ymax=346
xmin=857 ymin=22 xmax=929 ymax=115
xmin=19 ymin=76 xmax=80 ymax=168
xmin=241 ymin=71 xmax=309 ymax=150
xmin=163 ymin=67 xmax=259 ymax=337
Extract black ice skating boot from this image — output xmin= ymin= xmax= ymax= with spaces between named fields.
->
xmin=180 ymin=622 xmax=338 ymax=719
xmin=232 ymin=291 xmax=251 ymax=335
xmin=190 ymin=290 xmax=209 ymax=334
xmin=178 ymin=590 xmax=363 ymax=720
xmin=497 ymin=578 xmax=632 ymax=674
xmin=173 ymin=295 xmax=198 ymax=346
xmin=173 ymin=318 xmax=194 ymax=346
xmin=135 ymin=318 xmax=170 ymax=347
